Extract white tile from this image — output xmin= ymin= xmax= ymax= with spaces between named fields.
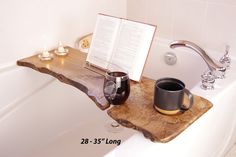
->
xmin=204 ymin=2 xmax=236 ymax=53
xmin=146 ymin=0 xmax=174 ymax=39
xmin=127 ymin=0 xmax=148 ymax=22
xmin=172 ymin=0 xmax=207 ymax=46
xmin=208 ymin=0 xmax=236 ymax=6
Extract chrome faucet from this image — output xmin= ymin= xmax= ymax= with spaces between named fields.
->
xmin=169 ymin=40 xmax=228 ymax=90
xmin=170 ymin=40 xmax=226 ymax=76
xmin=170 ymin=40 xmax=226 ymax=73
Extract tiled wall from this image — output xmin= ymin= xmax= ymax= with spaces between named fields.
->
xmin=0 ymin=0 xmax=126 ymax=65
xmin=127 ymin=0 xmax=236 ymax=55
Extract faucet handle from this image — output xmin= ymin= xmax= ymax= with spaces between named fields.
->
xmin=220 ymin=45 xmax=231 ymax=69
xmin=213 ymin=69 xmax=225 ymax=79
xmin=201 ymin=70 xmax=215 ymax=90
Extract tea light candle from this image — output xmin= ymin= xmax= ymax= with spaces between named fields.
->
xmin=54 ymin=41 xmax=69 ymax=56
xmin=58 ymin=41 xmax=65 ymax=53
xmin=38 ymin=47 xmax=53 ymax=61
xmin=42 ymin=49 xmax=50 ymax=58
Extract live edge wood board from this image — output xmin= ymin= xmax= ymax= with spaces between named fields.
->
xmin=17 ymin=47 xmax=213 ymax=143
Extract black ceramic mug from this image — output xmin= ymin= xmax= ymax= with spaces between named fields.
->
xmin=154 ymin=78 xmax=194 ymax=115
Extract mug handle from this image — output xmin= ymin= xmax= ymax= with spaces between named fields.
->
xmin=180 ymin=88 xmax=194 ymax=110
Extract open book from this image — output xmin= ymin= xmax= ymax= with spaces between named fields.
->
xmin=86 ymin=14 xmax=156 ymax=82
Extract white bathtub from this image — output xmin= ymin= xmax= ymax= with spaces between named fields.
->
xmin=0 ymin=38 xmax=235 ymax=157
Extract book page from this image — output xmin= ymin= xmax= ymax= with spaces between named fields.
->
xmin=110 ymin=20 xmax=156 ymax=81
xmin=86 ymin=14 xmax=121 ymax=68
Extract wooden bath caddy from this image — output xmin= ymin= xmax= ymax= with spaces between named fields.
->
xmin=17 ymin=47 xmax=213 ymax=143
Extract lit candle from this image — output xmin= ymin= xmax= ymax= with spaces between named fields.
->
xmin=58 ymin=41 xmax=65 ymax=53
xmin=42 ymin=47 xmax=50 ymax=58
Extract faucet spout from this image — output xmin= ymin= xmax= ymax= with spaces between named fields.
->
xmin=170 ymin=40 xmax=226 ymax=73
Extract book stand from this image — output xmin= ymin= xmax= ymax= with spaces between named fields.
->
xmin=84 ymin=61 xmax=106 ymax=76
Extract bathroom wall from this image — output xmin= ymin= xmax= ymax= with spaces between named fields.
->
xmin=0 ymin=0 xmax=126 ymax=65
xmin=127 ymin=0 xmax=236 ymax=56
xmin=0 ymin=0 xmax=126 ymax=116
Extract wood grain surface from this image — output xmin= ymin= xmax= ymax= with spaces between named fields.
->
xmin=17 ymin=47 xmax=213 ymax=142
xmin=108 ymin=77 xmax=213 ymax=142
xmin=17 ymin=47 xmax=110 ymax=110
